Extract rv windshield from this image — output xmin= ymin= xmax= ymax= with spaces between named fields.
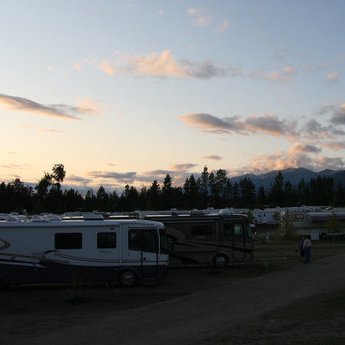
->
xmin=159 ymin=229 xmax=168 ymax=254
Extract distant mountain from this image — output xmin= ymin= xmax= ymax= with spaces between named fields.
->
xmin=230 ymin=168 xmax=345 ymax=189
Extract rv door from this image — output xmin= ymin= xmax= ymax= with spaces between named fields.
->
xmin=125 ymin=227 xmax=159 ymax=267
xmin=96 ymin=229 xmax=120 ymax=263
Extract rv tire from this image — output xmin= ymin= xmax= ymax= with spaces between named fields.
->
xmin=213 ymin=254 xmax=229 ymax=268
xmin=119 ymin=270 xmax=137 ymax=287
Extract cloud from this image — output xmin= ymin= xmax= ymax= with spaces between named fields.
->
xmin=244 ymin=142 xmax=344 ymax=173
xmin=203 ymin=155 xmax=222 ymax=160
xmin=98 ymin=50 xmax=239 ymax=79
xmin=330 ymin=104 xmax=345 ymax=125
xmin=302 ymin=119 xmax=344 ymax=139
xmin=0 ymin=163 xmax=25 ymax=170
xmin=66 ymin=175 xmax=92 ymax=185
xmin=22 ymin=125 xmax=62 ymax=133
xmin=170 ymin=163 xmax=197 ymax=171
xmin=303 ymin=63 xmax=326 ymax=71
xmin=327 ymin=71 xmax=339 ymax=83
xmin=179 ymin=112 xmax=297 ymax=138
xmin=75 ymin=98 xmax=104 ymax=117
xmin=274 ymin=49 xmax=291 ymax=61
xmin=144 ymin=170 xmax=171 ymax=176
xmin=89 ymin=171 xmax=137 ymax=184
xmin=289 ymin=143 xmax=322 ymax=154
xmin=0 ymin=93 xmax=99 ymax=120
xmin=215 ymin=20 xmax=230 ymax=33
xmin=317 ymin=103 xmax=339 ymax=115
xmin=320 ymin=141 xmax=345 ymax=151
xmin=73 ymin=63 xmax=82 ymax=71
xmin=84 ymin=166 xmax=200 ymax=187
xmin=187 ymin=7 xmax=213 ymax=27
xmin=249 ymin=66 xmax=297 ymax=82
xmin=99 ymin=60 xmax=116 ymax=75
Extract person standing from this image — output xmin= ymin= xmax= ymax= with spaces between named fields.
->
xmin=303 ymin=236 xmax=312 ymax=264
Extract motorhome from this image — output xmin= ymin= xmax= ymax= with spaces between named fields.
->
xmin=0 ymin=218 xmax=168 ymax=287
xmin=134 ymin=210 xmax=253 ymax=267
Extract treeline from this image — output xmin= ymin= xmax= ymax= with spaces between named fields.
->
xmin=0 ymin=165 xmax=344 ymax=214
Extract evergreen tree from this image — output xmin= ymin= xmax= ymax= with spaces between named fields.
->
xmin=198 ymin=166 xmax=210 ymax=208
xmin=96 ymin=186 xmax=109 ymax=211
xmin=162 ymin=174 xmax=173 ymax=209
xmin=269 ymin=171 xmax=284 ymax=206
xmin=147 ymin=180 xmax=161 ymax=210
xmin=239 ymin=177 xmax=256 ymax=207
xmin=256 ymin=186 xmax=267 ymax=208
xmin=184 ymin=175 xmax=199 ymax=209
xmin=284 ymin=181 xmax=296 ymax=206
xmin=231 ymin=182 xmax=240 ymax=207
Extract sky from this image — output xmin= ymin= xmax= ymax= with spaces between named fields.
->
xmin=1 ymin=0 xmax=345 ymax=191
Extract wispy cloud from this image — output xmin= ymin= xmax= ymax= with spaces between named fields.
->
xmin=97 ymin=50 xmax=240 ymax=79
xmin=303 ymin=63 xmax=326 ymax=71
xmin=327 ymin=71 xmax=339 ymax=83
xmin=274 ymin=49 xmax=291 ymax=61
xmin=65 ymin=175 xmax=93 ymax=185
xmin=203 ymin=155 xmax=222 ymax=160
xmin=179 ymin=112 xmax=298 ymax=138
xmin=170 ymin=163 xmax=197 ymax=171
xmin=249 ymin=66 xmax=297 ymax=83
xmin=89 ymin=171 xmax=137 ymax=184
xmin=215 ymin=20 xmax=230 ymax=33
xmin=0 ymin=163 xmax=26 ymax=170
xmin=22 ymin=125 xmax=62 ymax=133
xmin=0 ymin=93 xmax=100 ymax=120
xmin=99 ymin=60 xmax=116 ymax=75
xmin=83 ymin=165 xmax=199 ymax=187
xmin=187 ymin=7 xmax=213 ymax=27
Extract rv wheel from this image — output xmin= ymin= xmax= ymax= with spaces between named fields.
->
xmin=119 ymin=271 xmax=137 ymax=287
xmin=213 ymin=254 xmax=229 ymax=268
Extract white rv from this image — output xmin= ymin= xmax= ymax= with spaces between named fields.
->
xmin=0 ymin=218 xmax=168 ymax=287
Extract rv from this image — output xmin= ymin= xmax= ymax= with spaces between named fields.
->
xmin=288 ymin=210 xmax=345 ymax=240
xmin=135 ymin=210 xmax=253 ymax=267
xmin=0 ymin=218 xmax=168 ymax=287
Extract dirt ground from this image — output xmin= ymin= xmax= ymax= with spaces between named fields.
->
xmin=1 ymin=241 xmax=345 ymax=345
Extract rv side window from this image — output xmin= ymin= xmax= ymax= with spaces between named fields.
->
xmin=143 ymin=230 xmax=158 ymax=253
xmin=223 ymin=223 xmax=234 ymax=240
xmin=159 ymin=229 xmax=168 ymax=254
xmin=234 ymin=224 xmax=244 ymax=240
xmin=189 ymin=224 xmax=213 ymax=241
xmin=55 ymin=233 xmax=82 ymax=249
xmin=128 ymin=229 xmax=158 ymax=253
xmin=97 ymin=232 xmax=117 ymax=248
xmin=128 ymin=230 xmax=142 ymax=251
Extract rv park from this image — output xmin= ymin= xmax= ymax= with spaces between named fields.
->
xmin=1 ymin=207 xmax=345 ymax=345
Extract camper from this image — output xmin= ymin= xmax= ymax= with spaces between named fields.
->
xmin=135 ymin=210 xmax=253 ymax=267
xmin=0 ymin=218 xmax=168 ymax=287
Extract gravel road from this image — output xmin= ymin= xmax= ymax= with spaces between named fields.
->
xmin=9 ymin=254 xmax=345 ymax=345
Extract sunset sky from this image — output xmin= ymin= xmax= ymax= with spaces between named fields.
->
xmin=1 ymin=0 xmax=345 ymax=191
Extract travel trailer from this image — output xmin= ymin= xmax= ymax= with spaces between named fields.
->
xmin=0 ymin=218 xmax=168 ymax=287
xmin=288 ymin=210 xmax=345 ymax=240
xmin=134 ymin=210 xmax=253 ymax=267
